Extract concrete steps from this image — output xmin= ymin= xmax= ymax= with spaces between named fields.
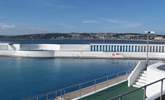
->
xmin=133 ymin=70 xmax=149 ymax=88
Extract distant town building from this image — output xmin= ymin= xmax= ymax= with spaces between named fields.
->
xmin=154 ymin=36 xmax=164 ymax=40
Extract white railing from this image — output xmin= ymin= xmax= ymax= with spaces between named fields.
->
xmin=128 ymin=61 xmax=146 ymax=87
xmin=25 ymin=71 xmax=132 ymax=100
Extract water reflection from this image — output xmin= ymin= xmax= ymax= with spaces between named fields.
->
xmin=0 ymin=57 xmax=139 ymax=100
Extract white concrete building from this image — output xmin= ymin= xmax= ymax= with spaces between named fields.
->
xmin=1 ymin=43 xmax=165 ymax=58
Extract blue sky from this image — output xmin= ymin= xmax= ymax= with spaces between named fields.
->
xmin=0 ymin=0 xmax=165 ymax=35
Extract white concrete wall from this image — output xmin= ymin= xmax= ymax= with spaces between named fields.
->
xmin=0 ymin=50 xmax=14 ymax=56
xmin=146 ymin=82 xmax=165 ymax=100
xmin=1 ymin=49 xmax=165 ymax=59
xmin=1 ymin=43 xmax=165 ymax=58
xmin=54 ymin=51 xmax=123 ymax=58
xmin=54 ymin=51 xmax=165 ymax=59
xmin=145 ymin=62 xmax=165 ymax=100
xmin=123 ymin=52 xmax=165 ymax=59
xmin=0 ymin=43 xmax=8 ymax=50
xmin=8 ymin=44 xmax=20 ymax=50
xmin=13 ymin=51 xmax=55 ymax=57
xmin=19 ymin=44 xmax=89 ymax=51
xmin=60 ymin=44 xmax=90 ymax=51
xmin=20 ymin=44 xmax=60 ymax=51
xmin=127 ymin=61 xmax=146 ymax=87
xmin=0 ymin=50 xmax=55 ymax=57
xmin=0 ymin=43 xmax=21 ymax=51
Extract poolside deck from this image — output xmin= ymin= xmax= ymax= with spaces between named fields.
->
xmin=81 ymin=81 xmax=144 ymax=100
xmin=56 ymin=75 xmax=129 ymax=100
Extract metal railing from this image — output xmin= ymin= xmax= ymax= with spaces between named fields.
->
xmin=109 ymin=77 xmax=165 ymax=100
xmin=25 ymin=70 xmax=132 ymax=100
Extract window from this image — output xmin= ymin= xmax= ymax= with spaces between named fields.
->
xmin=153 ymin=46 xmax=155 ymax=52
xmin=138 ymin=46 xmax=140 ymax=52
xmin=135 ymin=46 xmax=137 ymax=52
xmin=103 ymin=45 xmax=107 ymax=52
xmin=144 ymin=46 xmax=146 ymax=52
xmin=132 ymin=46 xmax=134 ymax=52
xmin=149 ymin=46 xmax=152 ymax=52
xmin=114 ymin=45 xmax=116 ymax=52
xmin=111 ymin=45 xmax=114 ymax=52
xmin=99 ymin=45 xmax=102 ymax=51
xmin=155 ymin=46 xmax=158 ymax=52
xmin=109 ymin=45 xmax=111 ymax=52
xmin=120 ymin=45 xmax=122 ymax=52
xmin=123 ymin=46 xmax=125 ymax=52
xmin=159 ymin=46 xmax=161 ymax=52
xmin=128 ymin=45 xmax=131 ymax=52
xmin=141 ymin=46 xmax=143 ymax=52
xmin=116 ymin=45 xmax=118 ymax=52
xmin=162 ymin=46 xmax=164 ymax=52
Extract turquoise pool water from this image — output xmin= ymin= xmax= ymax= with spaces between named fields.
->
xmin=0 ymin=57 xmax=138 ymax=100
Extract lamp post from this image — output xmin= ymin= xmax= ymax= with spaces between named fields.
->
xmin=145 ymin=31 xmax=155 ymax=67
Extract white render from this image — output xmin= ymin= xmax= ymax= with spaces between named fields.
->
xmin=128 ymin=61 xmax=165 ymax=100
xmin=1 ymin=43 xmax=165 ymax=58
xmin=128 ymin=61 xmax=146 ymax=87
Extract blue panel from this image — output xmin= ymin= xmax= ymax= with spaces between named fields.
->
xmin=114 ymin=45 xmax=116 ymax=52
xmin=101 ymin=45 xmax=103 ymax=51
xmin=104 ymin=45 xmax=106 ymax=52
xmin=106 ymin=45 xmax=109 ymax=52
xmin=106 ymin=45 xmax=108 ymax=52
xmin=153 ymin=46 xmax=155 ymax=52
xmin=141 ymin=46 xmax=143 ymax=52
xmin=94 ymin=45 xmax=96 ymax=51
xmin=91 ymin=45 xmax=93 ymax=51
xmin=135 ymin=46 xmax=137 ymax=52
xmin=138 ymin=46 xmax=140 ymax=52
xmin=132 ymin=46 xmax=134 ymax=52
xmin=111 ymin=45 xmax=114 ymax=52
xmin=116 ymin=46 xmax=118 ymax=52
xmin=123 ymin=46 xmax=125 ymax=52
xmin=149 ymin=46 xmax=152 ymax=52
xmin=96 ymin=45 xmax=98 ymax=51
xmin=162 ymin=46 xmax=164 ymax=52
xmin=156 ymin=46 xmax=158 ymax=52
xmin=129 ymin=46 xmax=131 ymax=52
xmin=159 ymin=46 xmax=161 ymax=52
xmin=120 ymin=46 xmax=122 ymax=52
xmin=109 ymin=45 xmax=111 ymax=52
xmin=97 ymin=45 xmax=99 ymax=51
xmin=144 ymin=46 xmax=146 ymax=52
xmin=125 ymin=46 xmax=128 ymax=52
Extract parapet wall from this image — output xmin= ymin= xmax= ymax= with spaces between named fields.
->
xmin=20 ymin=44 xmax=60 ymax=51
xmin=1 ymin=43 xmax=165 ymax=59
xmin=19 ymin=44 xmax=90 ymax=51
xmin=60 ymin=44 xmax=90 ymax=51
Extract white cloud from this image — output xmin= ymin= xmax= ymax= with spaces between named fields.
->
xmin=82 ymin=18 xmax=142 ymax=28
xmin=123 ymin=22 xmax=143 ymax=28
xmin=0 ymin=23 xmax=15 ymax=30
xmin=100 ymin=18 xmax=143 ymax=28
xmin=82 ymin=20 xmax=100 ymax=24
xmin=0 ymin=23 xmax=49 ymax=35
xmin=105 ymin=19 xmax=128 ymax=24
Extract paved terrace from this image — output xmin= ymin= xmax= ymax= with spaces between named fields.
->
xmin=81 ymin=81 xmax=144 ymax=100
xmin=56 ymin=75 xmax=128 ymax=100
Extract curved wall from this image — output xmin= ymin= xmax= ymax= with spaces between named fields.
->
xmin=13 ymin=51 xmax=55 ymax=57
xmin=20 ymin=44 xmax=60 ymax=51
xmin=60 ymin=44 xmax=90 ymax=51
